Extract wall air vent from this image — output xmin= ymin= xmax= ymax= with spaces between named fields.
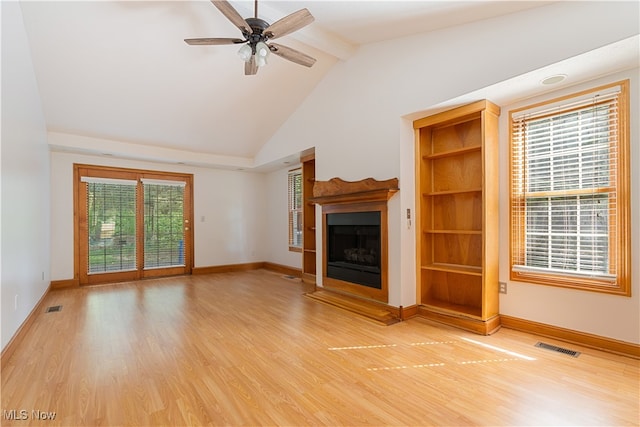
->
xmin=535 ymin=342 xmax=580 ymax=357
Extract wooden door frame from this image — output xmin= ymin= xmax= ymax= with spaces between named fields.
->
xmin=74 ymin=164 xmax=194 ymax=285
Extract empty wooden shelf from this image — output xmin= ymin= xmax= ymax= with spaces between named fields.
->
xmin=414 ymin=100 xmax=500 ymax=335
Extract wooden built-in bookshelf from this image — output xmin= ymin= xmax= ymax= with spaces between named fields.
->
xmin=414 ymin=100 xmax=500 ymax=335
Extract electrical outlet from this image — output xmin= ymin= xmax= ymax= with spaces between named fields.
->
xmin=14 ymin=295 xmax=18 ymax=310
xmin=499 ymin=282 xmax=507 ymax=294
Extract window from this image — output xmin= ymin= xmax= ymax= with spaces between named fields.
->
xmin=510 ymin=80 xmax=630 ymax=295
xmin=288 ymin=168 xmax=303 ymax=250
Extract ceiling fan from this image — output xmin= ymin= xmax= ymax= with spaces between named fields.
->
xmin=185 ymin=0 xmax=317 ymax=76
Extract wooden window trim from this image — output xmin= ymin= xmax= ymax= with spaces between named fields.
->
xmin=508 ymin=80 xmax=631 ymax=296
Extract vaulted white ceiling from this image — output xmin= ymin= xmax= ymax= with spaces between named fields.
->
xmin=17 ymin=1 xmax=638 ymax=170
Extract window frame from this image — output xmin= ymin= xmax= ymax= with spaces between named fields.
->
xmin=288 ymin=167 xmax=303 ymax=252
xmin=509 ymin=80 xmax=631 ymax=296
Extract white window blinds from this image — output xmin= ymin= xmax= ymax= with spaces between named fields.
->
xmin=510 ymin=86 xmax=621 ymax=282
xmin=143 ymin=180 xmax=186 ymax=269
xmin=82 ymin=177 xmax=137 ymax=274
xmin=288 ymin=169 xmax=303 ymax=247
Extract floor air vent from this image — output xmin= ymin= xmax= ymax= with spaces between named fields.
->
xmin=535 ymin=342 xmax=580 ymax=357
xmin=46 ymin=305 xmax=62 ymax=313
xmin=283 ymin=275 xmax=297 ymax=280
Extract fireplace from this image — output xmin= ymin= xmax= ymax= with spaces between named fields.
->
xmin=310 ymin=177 xmax=398 ymax=303
xmin=326 ymin=211 xmax=381 ymax=289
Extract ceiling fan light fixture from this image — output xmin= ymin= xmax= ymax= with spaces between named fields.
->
xmin=237 ymin=44 xmax=252 ymax=62
xmin=256 ymin=55 xmax=267 ymax=67
xmin=187 ymin=0 xmax=316 ymax=75
xmin=255 ymin=41 xmax=270 ymax=67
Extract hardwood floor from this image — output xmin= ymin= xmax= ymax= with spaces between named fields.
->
xmin=1 ymin=270 xmax=638 ymax=426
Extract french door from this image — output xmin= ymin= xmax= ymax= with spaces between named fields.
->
xmin=75 ymin=165 xmax=193 ymax=285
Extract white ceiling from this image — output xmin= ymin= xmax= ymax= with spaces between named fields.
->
xmin=17 ymin=1 xmax=638 ymax=169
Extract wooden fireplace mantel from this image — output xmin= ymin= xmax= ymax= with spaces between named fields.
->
xmin=307 ymin=176 xmax=398 ymax=309
xmin=310 ymin=177 xmax=399 ymax=205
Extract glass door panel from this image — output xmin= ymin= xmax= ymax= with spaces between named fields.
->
xmin=143 ymin=180 xmax=186 ymax=269
xmin=86 ymin=180 xmax=137 ymax=273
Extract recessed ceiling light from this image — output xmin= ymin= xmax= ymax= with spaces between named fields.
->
xmin=541 ymin=74 xmax=567 ymax=85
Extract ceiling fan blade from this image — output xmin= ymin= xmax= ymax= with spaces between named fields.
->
xmin=263 ymin=9 xmax=314 ymax=40
xmin=269 ymin=43 xmax=316 ymax=68
xmin=211 ymin=0 xmax=252 ymax=35
xmin=245 ymin=56 xmax=258 ymax=75
xmin=184 ymin=37 xmax=245 ymax=45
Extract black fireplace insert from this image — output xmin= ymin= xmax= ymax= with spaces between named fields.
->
xmin=326 ymin=211 xmax=381 ymax=289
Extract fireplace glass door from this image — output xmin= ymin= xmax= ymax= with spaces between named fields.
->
xmin=326 ymin=211 xmax=381 ymax=289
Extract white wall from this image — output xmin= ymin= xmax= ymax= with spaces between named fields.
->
xmin=1 ymin=1 xmax=51 ymax=350
xmin=50 ymin=149 xmax=267 ymax=281
xmin=193 ymin=165 xmax=267 ymax=267
xmin=256 ymin=2 xmax=639 ymax=170
xmin=264 ymin=166 xmax=302 ymax=269
xmin=256 ymin=2 xmax=640 ymax=342
xmin=498 ymin=69 xmax=640 ymax=344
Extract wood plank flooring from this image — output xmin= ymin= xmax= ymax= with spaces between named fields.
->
xmin=1 ymin=269 xmax=638 ymax=426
